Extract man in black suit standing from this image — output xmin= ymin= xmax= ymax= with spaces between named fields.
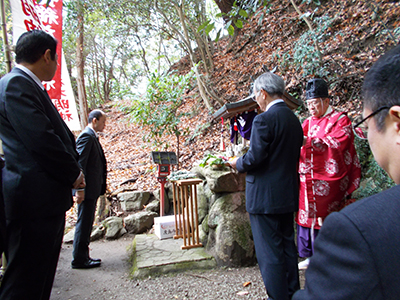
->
xmin=293 ymin=45 xmax=400 ymax=300
xmin=0 ymin=30 xmax=85 ymax=299
xmin=230 ymin=72 xmax=303 ymax=300
xmin=72 ymin=109 xmax=107 ymax=269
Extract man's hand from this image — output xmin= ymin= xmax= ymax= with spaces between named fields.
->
xmin=75 ymin=189 xmax=85 ymax=204
xmin=73 ymin=170 xmax=85 ymax=189
xmin=229 ymin=157 xmax=238 ymax=169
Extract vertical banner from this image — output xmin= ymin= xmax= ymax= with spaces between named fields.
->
xmin=10 ymin=0 xmax=81 ymax=131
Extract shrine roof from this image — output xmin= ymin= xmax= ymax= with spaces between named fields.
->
xmin=212 ymin=91 xmax=303 ymax=120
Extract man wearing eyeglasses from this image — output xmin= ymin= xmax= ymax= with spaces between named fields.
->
xmin=230 ymin=71 xmax=303 ymax=300
xmin=294 ymin=45 xmax=400 ymax=299
xmin=295 ymin=78 xmax=361 ymax=270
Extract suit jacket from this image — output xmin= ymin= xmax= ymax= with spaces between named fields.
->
xmin=293 ymin=184 xmax=400 ymax=300
xmin=0 ymin=68 xmax=81 ymax=219
xmin=236 ymin=101 xmax=303 ymax=214
xmin=76 ymin=126 xmax=107 ymax=200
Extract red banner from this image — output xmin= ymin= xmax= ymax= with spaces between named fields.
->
xmin=10 ymin=0 xmax=81 ymax=131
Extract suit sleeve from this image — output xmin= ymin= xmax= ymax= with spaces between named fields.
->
xmin=293 ymin=212 xmax=381 ymax=300
xmin=76 ymin=132 xmax=93 ymax=174
xmin=236 ymin=115 xmax=270 ymax=173
xmin=5 ymin=75 xmax=80 ymax=184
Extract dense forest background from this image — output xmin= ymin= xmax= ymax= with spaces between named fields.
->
xmin=1 ymin=0 xmax=400 ymax=205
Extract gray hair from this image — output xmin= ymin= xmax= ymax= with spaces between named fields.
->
xmin=253 ymin=72 xmax=285 ymax=97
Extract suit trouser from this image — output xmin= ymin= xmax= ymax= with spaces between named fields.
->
xmin=250 ymin=213 xmax=300 ymax=300
xmin=0 ymin=213 xmax=65 ymax=300
xmin=0 ymin=183 xmax=6 ymax=259
xmin=72 ymin=197 xmax=97 ymax=263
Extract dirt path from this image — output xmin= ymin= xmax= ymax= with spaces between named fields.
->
xmin=50 ymin=235 xmax=136 ymax=300
xmin=51 ymin=234 xmax=305 ymax=300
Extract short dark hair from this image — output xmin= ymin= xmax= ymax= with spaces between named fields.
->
xmin=362 ymin=45 xmax=400 ymax=131
xmin=88 ymin=110 xmax=105 ymax=123
xmin=15 ymin=30 xmax=57 ymax=64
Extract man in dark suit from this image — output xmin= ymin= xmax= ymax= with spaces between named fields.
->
xmin=72 ymin=109 xmax=107 ymax=269
xmin=0 ymin=30 xmax=85 ymax=299
xmin=230 ymin=72 xmax=303 ymax=300
xmin=293 ymin=45 xmax=400 ymax=299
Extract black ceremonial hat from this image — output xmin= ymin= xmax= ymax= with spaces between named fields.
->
xmin=305 ymin=78 xmax=329 ymax=100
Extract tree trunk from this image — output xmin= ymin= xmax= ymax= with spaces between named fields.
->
xmin=154 ymin=0 xmax=214 ymax=111
xmin=76 ymin=0 xmax=88 ymax=128
xmin=213 ymin=0 xmax=235 ymax=16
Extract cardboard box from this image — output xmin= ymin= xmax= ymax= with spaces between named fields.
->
xmin=154 ymin=215 xmax=176 ymax=240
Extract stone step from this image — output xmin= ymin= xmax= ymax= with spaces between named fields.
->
xmin=130 ymin=234 xmax=216 ymax=278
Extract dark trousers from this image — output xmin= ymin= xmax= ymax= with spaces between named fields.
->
xmin=0 ymin=188 xmax=6 ymax=260
xmin=72 ymin=197 xmax=97 ymax=263
xmin=0 ymin=158 xmax=6 ymax=258
xmin=0 ymin=213 xmax=65 ymax=300
xmin=250 ymin=213 xmax=300 ymax=300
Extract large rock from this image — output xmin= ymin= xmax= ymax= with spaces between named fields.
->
xmin=192 ymin=166 xmax=246 ymax=193
xmin=124 ymin=211 xmax=157 ymax=234
xmin=196 ymin=183 xmax=210 ymax=224
xmin=63 ymin=227 xmax=75 ymax=244
xmin=206 ymin=192 xmax=255 ymax=267
xmin=90 ymin=224 xmax=105 ymax=241
xmin=118 ymin=191 xmax=151 ymax=212
xmin=145 ymin=200 xmax=160 ymax=213
xmin=102 ymin=216 xmax=126 ymax=240
xmin=63 ymin=224 xmax=106 ymax=243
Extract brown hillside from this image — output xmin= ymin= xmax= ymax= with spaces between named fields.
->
xmin=72 ymin=0 xmax=399 ymax=222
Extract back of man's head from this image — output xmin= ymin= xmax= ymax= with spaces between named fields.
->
xmin=15 ymin=30 xmax=57 ymax=64
xmin=254 ymin=72 xmax=285 ymax=97
xmin=362 ymin=44 xmax=400 ymax=130
xmin=88 ymin=110 xmax=104 ymax=123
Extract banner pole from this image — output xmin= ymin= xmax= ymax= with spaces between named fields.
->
xmin=0 ymin=0 xmax=12 ymax=73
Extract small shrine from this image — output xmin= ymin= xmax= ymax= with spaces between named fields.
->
xmin=212 ymin=91 xmax=303 ymax=155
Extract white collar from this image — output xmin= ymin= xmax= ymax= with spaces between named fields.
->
xmin=15 ymin=65 xmax=44 ymax=90
xmin=266 ymin=99 xmax=284 ymax=112
xmin=322 ymin=106 xmax=333 ymax=117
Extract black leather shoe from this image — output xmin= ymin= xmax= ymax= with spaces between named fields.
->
xmin=71 ymin=259 xmax=101 ymax=269
xmin=89 ymin=257 xmax=101 ymax=262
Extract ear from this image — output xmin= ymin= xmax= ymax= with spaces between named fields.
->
xmin=388 ymin=106 xmax=400 ymax=142
xmin=260 ymin=89 xmax=268 ymax=99
xmin=43 ymin=49 xmax=52 ymax=64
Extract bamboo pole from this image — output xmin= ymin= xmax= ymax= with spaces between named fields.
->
xmin=0 ymin=0 xmax=11 ymax=73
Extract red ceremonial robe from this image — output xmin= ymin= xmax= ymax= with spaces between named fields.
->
xmin=295 ymin=108 xmax=361 ymax=230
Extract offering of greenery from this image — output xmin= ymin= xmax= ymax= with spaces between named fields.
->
xmin=199 ymin=154 xmax=228 ymax=167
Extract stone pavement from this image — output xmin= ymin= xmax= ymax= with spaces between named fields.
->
xmin=131 ymin=234 xmax=216 ymax=278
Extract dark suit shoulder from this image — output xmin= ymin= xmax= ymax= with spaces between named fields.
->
xmin=339 ymin=184 xmax=400 ymax=221
xmin=295 ymin=185 xmax=400 ymax=300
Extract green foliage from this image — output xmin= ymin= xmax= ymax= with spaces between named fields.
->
xmin=199 ymin=154 xmax=226 ymax=167
xmin=271 ymin=48 xmax=291 ymax=72
xmin=128 ymin=69 xmax=194 ymax=149
xmin=353 ymin=136 xmax=395 ymax=199
xmin=292 ymin=15 xmax=334 ymax=78
xmin=205 ymin=0 xmax=267 ymax=40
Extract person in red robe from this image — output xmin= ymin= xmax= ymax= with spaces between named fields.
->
xmin=295 ymin=78 xmax=361 ymax=270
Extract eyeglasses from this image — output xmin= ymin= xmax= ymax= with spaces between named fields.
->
xmin=305 ymin=98 xmax=323 ymax=108
xmin=353 ymin=106 xmax=390 ymax=139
